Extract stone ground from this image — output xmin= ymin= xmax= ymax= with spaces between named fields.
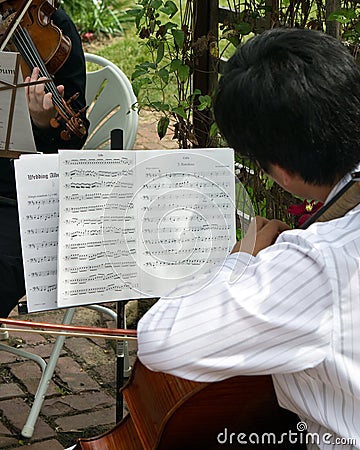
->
xmin=0 ymin=109 xmax=177 ymax=450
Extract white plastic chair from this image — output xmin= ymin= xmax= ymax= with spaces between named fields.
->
xmin=0 ymin=53 xmax=138 ymax=439
xmin=83 ymin=52 xmax=138 ymax=150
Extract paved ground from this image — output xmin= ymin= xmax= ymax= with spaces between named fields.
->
xmin=0 ymin=110 xmax=177 ymax=450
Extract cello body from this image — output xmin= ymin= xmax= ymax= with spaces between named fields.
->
xmin=75 ymin=359 xmax=305 ymax=450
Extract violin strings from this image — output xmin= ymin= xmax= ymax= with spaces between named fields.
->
xmin=13 ymin=28 xmax=70 ymax=118
xmin=14 ymin=28 xmax=61 ymax=101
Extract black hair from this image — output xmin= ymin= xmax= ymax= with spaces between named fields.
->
xmin=213 ymin=28 xmax=360 ymax=185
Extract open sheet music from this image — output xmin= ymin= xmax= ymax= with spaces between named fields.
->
xmin=15 ymin=148 xmax=236 ymax=312
xmin=0 ymin=51 xmax=36 ymax=154
xmin=15 ymin=154 xmax=59 ymax=311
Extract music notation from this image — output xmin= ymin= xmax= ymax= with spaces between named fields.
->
xmin=15 ymin=149 xmax=235 ymax=311
xmin=56 ymin=149 xmax=236 ymax=306
xmin=15 ymin=154 xmax=60 ymax=312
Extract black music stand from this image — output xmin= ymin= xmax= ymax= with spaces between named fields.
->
xmin=110 ymin=128 xmax=128 ymax=421
xmin=0 ymin=51 xmax=44 ymax=158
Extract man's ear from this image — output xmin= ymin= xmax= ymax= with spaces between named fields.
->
xmin=268 ymin=164 xmax=294 ymax=188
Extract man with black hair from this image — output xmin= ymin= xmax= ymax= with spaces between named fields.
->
xmin=137 ymin=28 xmax=360 ymax=448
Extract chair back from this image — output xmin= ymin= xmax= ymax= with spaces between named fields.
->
xmin=84 ymin=53 xmax=138 ymax=150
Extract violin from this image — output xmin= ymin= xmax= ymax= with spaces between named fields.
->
xmin=0 ymin=0 xmax=87 ymax=140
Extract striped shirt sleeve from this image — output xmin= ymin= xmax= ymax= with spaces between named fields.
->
xmin=137 ymin=231 xmax=333 ymax=382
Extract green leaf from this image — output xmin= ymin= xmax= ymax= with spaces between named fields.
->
xmin=264 ymin=176 xmax=274 ymax=190
xmin=172 ymin=29 xmax=185 ymax=48
xmin=170 ymin=58 xmax=182 ymax=72
xmin=158 ymin=67 xmax=169 ymax=84
xmin=172 ymin=106 xmax=187 ymax=119
xmin=151 ymin=0 xmax=162 ymax=10
xmin=210 ymin=122 xmax=219 ymax=138
xmin=126 ymin=8 xmax=144 ymax=19
xmin=177 ymin=64 xmax=190 ymax=83
xmin=328 ymin=9 xmax=357 ymax=23
xmin=151 ymin=102 xmax=170 ymax=112
xmin=156 ymin=42 xmax=165 ymax=64
xmin=234 ymin=22 xmax=252 ymax=35
xmin=197 ymin=95 xmax=212 ymax=111
xmin=131 ymin=80 xmax=141 ymax=97
xmin=131 ymin=68 xmax=148 ymax=80
xmin=160 ymin=1 xmax=178 ymax=18
xmin=157 ymin=116 xmax=170 ymax=139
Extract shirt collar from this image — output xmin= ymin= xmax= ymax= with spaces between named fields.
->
xmin=324 ymin=165 xmax=360 ymax=204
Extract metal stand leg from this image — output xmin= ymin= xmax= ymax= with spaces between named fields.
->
xmin=86 ymin=304 xmax=130 ymax=377
xmin=20 ymin=308 xmax=76 ymax=438
xmin=0 ymin=343 xmax=46 ymax=371
xmin=115 ymin=301 xmax=128 ymax=422
xmin=0 ymin=302 xmax=131 ymax=438
xmin=0 ymin=324 xmax=9 ymax=340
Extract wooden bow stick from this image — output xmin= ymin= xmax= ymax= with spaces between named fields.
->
xmin=0 ymin=318 xmax=137 ymax=341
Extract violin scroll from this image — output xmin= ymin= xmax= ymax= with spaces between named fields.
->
xmin=50 ymin=92 xmax=88 ymax=140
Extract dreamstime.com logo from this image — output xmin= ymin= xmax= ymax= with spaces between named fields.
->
xmin=216 ymin=422 xmax=357 ymax=446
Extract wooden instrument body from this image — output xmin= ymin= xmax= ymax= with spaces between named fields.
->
xmin=0 ymin=0 xmax=71 ymax=76
xmin=75 ymin=359 xmax=305 ymax=450
xmin=17 ymin=0 xmax=71 ymax=76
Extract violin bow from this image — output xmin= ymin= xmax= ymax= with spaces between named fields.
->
xmin=0 ymin=0 xmax=33 ymax=51
xmin=301 ymin=171 xmax=360 ymax=229
xmin=4 ymin=174 xmax=359 ymax=341
xmin=0 ymin=78 xmax=52 ymax=91
xmin=0 ymin=317 xmax=137 ymax=341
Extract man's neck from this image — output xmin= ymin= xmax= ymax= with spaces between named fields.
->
xmin=309 ymin=184 xmax=337 ymax=203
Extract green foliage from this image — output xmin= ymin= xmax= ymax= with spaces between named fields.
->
xmin=127 ymin=0 xmax=207 ymax=148
xmin=328 ymin=7 xmax=360 ymax=43
xmin=59 ymin=0 xmax=133 ymax=35
xmin=218 ymin=1 xmax=360 ymax=56
xmin=78 ymin=0 xmax=359 ymax=223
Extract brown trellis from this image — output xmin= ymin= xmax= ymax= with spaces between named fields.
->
xmin=192 ymin=0 xmax=344 ymax=148
xmin=192 ymin=0 xmax=351 ymax=222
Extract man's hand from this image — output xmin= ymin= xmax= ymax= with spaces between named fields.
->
xmin=25 ymin=67 xmax=64 ymax=129
xmin=231 ymin=216 xmax=290 ymax=256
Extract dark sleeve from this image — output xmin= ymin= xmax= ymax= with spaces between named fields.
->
xmin=32 ymin=8 xmax=89 ymax=153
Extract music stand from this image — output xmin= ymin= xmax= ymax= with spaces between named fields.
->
xmin=110 ymin=128 xmax=128 ymax=422
xmin=0 ymin=51 xmax=38 ymax=157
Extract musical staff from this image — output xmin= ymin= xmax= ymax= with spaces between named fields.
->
xmin=15 ymin=154 xmax=59 ymax=312
xmin=16 ymin=148 xmax=235 ymax=311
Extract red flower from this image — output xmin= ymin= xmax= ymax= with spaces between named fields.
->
xmin=82 ymin=32 xmax=95 ymax=42
xmin=287 ymin=199 xmax=324 ymax=226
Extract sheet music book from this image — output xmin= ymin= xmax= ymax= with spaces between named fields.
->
xmin=0 ymin=51 xmax=36 ymax=155
xmin=15 ymin=153 xmax=59 ymax=312
xmin=15 ymin=148 xmax=236 ymax=312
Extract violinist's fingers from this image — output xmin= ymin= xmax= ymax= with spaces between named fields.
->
xmin=57 ymin=84 xmax=65 ymax=97
xmin=28 ymin=67 xmax=40 ymax=86
xmin=34 ymin=76 xmax=50 ymax=96
xmin=43 ymin=92 xmax=53 ymax=111
xmin=26 ymin=67 xmax=42 ymax=97
xmin=26 ymin=67 xmax=56 ymax=128
xmin=24 ymin=76 xmax=30 ymax=96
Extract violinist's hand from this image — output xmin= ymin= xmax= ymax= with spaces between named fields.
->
xmin=25 ymin=67 xmax=64 ymax=129
xmin=231 ymin=216 xmax=290 ymax=256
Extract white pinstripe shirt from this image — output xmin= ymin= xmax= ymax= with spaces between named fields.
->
xmin=137 ymin=172 xmax=360 ymax=449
